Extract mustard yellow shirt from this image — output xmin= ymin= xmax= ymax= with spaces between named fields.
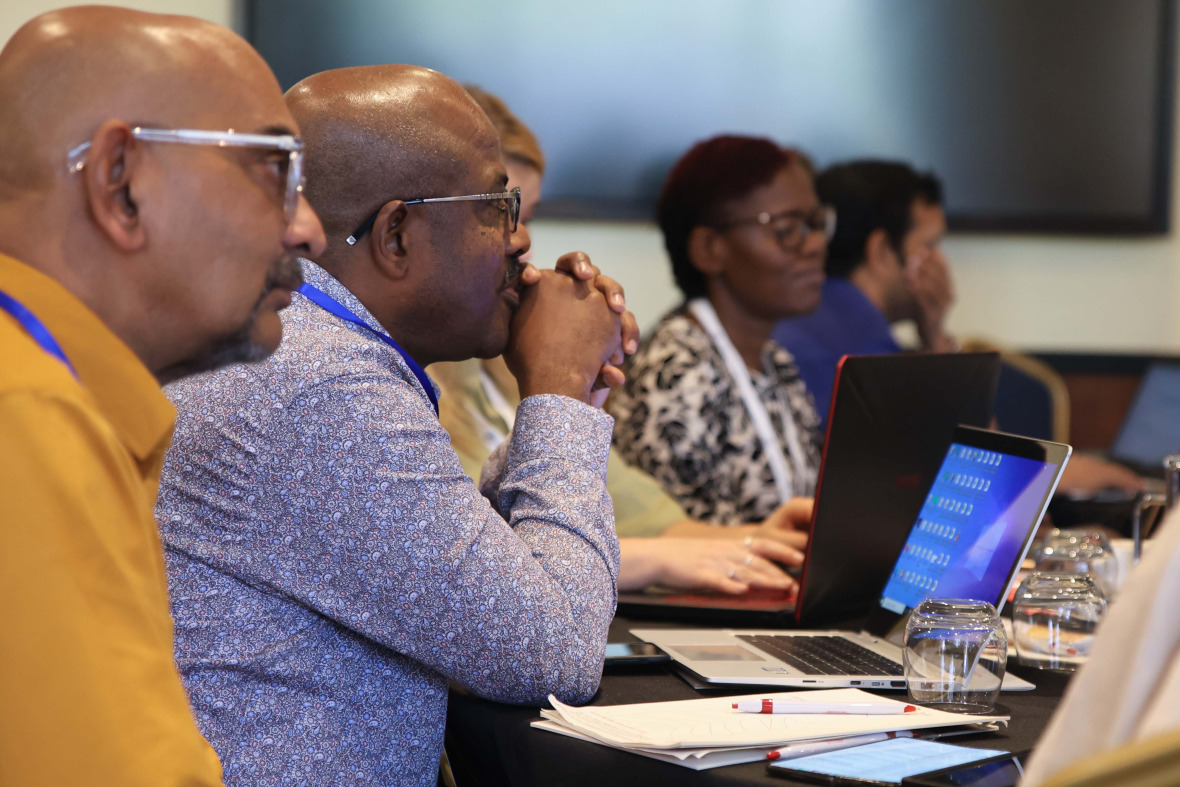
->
xmin=431 ymin=357 xmax=688 ymax=537
xmin=0 ymin=254 xmax=223 ymax=786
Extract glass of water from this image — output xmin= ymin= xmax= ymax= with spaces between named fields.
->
xmin=1012 ymin=572 xmax=1106 ymax=671
xmin=1036 ymin=529 xmax=1120 ymax=597
xmin=903 ymin=599 xmax=1007 ymax=714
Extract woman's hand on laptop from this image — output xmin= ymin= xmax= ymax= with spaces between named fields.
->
xmin=618 ymin=538 xmax=798 ymax=595
xmin=1057 ymin=453 xmax=1146 ymax=497
xmin=660 ymin=498 xmax=813 ymax=556
xmin=744 ymin=497 xmax=814 ymax=552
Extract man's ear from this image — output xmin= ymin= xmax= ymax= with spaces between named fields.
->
xmin=864 ymin=227 xmax=899 ymax=274
xmin=686 ymin=225 xmax=726 ymax=277
xmin=81 ymin=119 xmax=147 ymax=253
xmin=368 ymin=200 xmax=411 ymax=280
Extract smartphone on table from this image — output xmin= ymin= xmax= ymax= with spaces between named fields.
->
xmin=768 ymin=737 xmax=1025 ymax=786
xmin=603 ymin=642 xmax=670 ymax=666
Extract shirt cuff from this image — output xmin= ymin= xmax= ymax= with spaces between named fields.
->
xmin=509 ymin=394 xmax=614 ymax=481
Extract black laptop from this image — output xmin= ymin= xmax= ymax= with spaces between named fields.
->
xmin=617 ymin=353 xmax=1001 ymax=626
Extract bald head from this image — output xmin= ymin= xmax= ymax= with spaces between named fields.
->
xmin=0 ymin=6 xmax=326 ymax=381
xmin=286 ymin=64 xmax=500 ymax=251
xmin=0 ymin=6 xmax=286 ymax=197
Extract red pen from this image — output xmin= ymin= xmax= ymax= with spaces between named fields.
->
xmin=732 ymin=699 xmax=918 ymax=715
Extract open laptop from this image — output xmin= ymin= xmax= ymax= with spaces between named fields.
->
xmin=633 ymin=426 xmax=1071 ymax=690
xmin=1109 ymin=362 xmax=1180 ymax=476
xmin=617 ymin=353 xmax=1000 ymax=625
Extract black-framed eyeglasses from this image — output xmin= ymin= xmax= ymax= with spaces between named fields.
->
xmin=713 ymin=204 xmax=836 ymax=252
xmin=346 ymin=187 xmax=522 ymax=246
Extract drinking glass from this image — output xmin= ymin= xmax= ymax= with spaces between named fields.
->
xmin=903 ymin=599 xmax=1007 ymax=714
xmin=1036 ymin=529 xmax=1120 ymax=597
xmin=1012 ymin=572 xmax=1106 ymax=671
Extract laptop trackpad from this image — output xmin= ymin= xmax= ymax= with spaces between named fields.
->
xmin=672 ymin=645 xmax=768 ymax=662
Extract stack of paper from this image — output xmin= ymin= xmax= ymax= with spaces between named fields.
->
xmin=532 ymin=688 xmax=1007 ymax=770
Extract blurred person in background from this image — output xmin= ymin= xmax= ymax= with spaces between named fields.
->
xmin=775 ymin=160 xmax=954 ymax=424
xmin=611 ymin=135 xmax=828 ymax=525
xmin=776 ymin=159 xmax=1141 ymax=497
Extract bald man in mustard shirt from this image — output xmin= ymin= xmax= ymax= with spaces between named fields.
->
xmin=0 ymin=8 xmax=324 ymax=786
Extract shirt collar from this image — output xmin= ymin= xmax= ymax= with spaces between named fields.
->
xmin=299 ymin=259 xmax=388 ymax=336
xmin=298 ymin=259 xmax=441 ymax=400
xmin=0 ymin=253 xmax=174 ymax=463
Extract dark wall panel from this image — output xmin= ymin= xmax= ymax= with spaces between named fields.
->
xmin=249 ymin=0 xmax=1175 ymax=232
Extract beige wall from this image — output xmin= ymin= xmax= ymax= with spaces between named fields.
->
xmin=0 ymin=1 xmax=235 ymax=45
xmin=529 ymin=196 xmax=1180 ymax=354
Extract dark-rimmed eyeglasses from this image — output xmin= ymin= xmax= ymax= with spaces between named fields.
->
xmin=713 ymin=204 xmax=836 ymax=252
xmin=67 ymin=127 xmax=305 ymax=221
xmin=345 ymin=187 xmax=521 ymax=246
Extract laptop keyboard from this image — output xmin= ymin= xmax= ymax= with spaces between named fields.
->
xmin=736 ymin=635 xmax=904 ymax=676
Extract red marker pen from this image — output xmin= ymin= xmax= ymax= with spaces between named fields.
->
xmin=732 ymin=699 xmax=918 ymax=715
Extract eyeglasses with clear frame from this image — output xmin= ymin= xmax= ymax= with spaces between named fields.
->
xmin=346 ymin=187 xmax=522 ymax=246
xmin=714 ymin=204 xmax=837 ymax=252
xmin=66 ymin=127 xmax=305 ymax=221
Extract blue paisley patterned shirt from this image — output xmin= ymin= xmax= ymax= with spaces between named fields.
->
xmin=156 ymin=262 xmax=620 ymax=787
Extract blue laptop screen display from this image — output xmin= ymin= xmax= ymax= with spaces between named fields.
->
xmin=880 ymin=443 xmax=1058 ymax=614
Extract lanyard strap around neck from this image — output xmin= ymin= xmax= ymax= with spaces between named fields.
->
xmin=479 ymin=366 xmax=517 ymax=431
xmin=688 ymin=298 xmax=807 ymax=503
xmin=297 ymin=282 xmax=439 ymax=416
xmin=0 ymin=289 xmax=78 ymax=379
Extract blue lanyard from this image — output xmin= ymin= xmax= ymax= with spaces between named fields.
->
xmin=297 ymin=283 xmax=439 ymax=416
xmin=0 ymin=289 xmax=78 ymax=379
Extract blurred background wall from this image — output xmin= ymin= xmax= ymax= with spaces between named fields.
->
xmin=4 ymin=0 xmax=1180 ymax=353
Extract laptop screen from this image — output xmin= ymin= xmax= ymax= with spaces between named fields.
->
xmin=1110 ymin=363 xmax=1180 ymax=471
xmin=879 ymin=436 xmax=1065 ymax=615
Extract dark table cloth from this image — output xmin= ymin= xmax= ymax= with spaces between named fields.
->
xmin=446 ymin=616 xmax=1070 ymax=786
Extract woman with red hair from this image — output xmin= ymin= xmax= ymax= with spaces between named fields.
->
xmin=611 ymin=136 xmax=833 ymax=525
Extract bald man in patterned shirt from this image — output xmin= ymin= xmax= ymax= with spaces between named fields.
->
xmin=155 ymin=64 xmax=636 ymax=786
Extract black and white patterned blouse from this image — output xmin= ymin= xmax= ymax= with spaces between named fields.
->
xmin=611 ymin=307 xmax=822 ymax=524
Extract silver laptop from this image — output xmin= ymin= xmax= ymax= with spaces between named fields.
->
xmin=634 ymin=426 xmax=1071 ymax=691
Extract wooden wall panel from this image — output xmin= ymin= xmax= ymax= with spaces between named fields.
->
xmin=1059 ymin=374 xmax=1144 ymax=451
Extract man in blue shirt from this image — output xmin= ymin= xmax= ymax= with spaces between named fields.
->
xmin=156 ymin=64 xmax=636 ymax=787
xmin=774 ymin=161 xmax=955 ymax=423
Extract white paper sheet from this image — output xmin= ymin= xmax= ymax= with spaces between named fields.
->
xmin=545 ymin=688 xmax=1007 ymax=749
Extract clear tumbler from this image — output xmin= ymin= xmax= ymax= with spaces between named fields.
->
xmin=1036 ymin=529 xmax=1120 ymax=597
xmin=903 ymin=599 xmax=1007 ymax=714
xmin=1012 ymin=572 xmax=1106 ymax=671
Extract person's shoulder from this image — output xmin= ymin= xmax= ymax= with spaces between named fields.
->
xmin=0 ymin=329 xmax=120 ymax=452
xmin=774 ymin=289 xmax=844 ymax=345
xmin=0 ymin=320 xmax=83 ymax=400
xmin=165 ymin=298 xmax=397 ymax=418
xmin=767 ymin=338 xmax=801 ymax=371
xmin=629 ymin=308 xmax=717 ymax=377
xmin=767 ymin=340 xmax=817 ymax=396
xmin=0 ymin=382 xmax=122 ymax=467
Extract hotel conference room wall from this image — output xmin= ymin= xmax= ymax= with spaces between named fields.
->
xmin=5 ymin=0 xmax=1180 ymax=354
xmin=524 ymin=0 xmax=1180 ymax=357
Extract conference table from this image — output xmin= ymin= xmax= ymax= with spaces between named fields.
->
xmin=445 ymin=615 xmax=1072 ymax=787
